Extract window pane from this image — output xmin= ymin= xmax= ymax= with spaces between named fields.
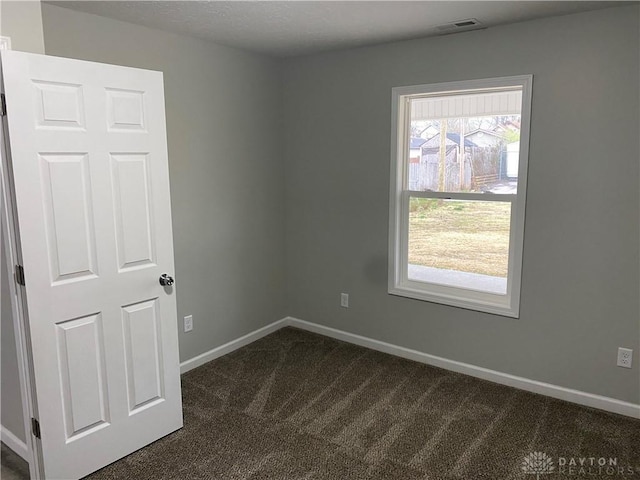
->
xmin=407 ymin=198 xmax=511 ymax=294
xmin=408 ymin=90 xmax=522 ymax=194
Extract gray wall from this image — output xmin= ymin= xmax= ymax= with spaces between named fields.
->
xmin=282 ymin=5 xmax=640 ymax=404
xmin=1 ymin=0 xmax=44 ymax=443
xmin=29 ymin=3 xmax=640 ymax=408
xmin=42 ymin=4 xmax=286 ymax=362
xmin=0 ymin=1 xmax=45 ymax=54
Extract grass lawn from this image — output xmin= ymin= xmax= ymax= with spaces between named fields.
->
xmin=408 ymin=198 xmax=511 ymax=277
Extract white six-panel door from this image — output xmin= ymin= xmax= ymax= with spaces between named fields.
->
xmin=1 ymin=50 xmax=183 ymax=479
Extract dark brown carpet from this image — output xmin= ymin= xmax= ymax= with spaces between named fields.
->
xmin=85 ymin=327 xmax=639 ymax=479
xmin=1 ymin=443 xmax=30 ymax=480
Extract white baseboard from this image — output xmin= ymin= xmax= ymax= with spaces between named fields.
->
xmin=286 ymin=317 xmax=640 ymax=419
xmin=0 ymin=424 xmax=28 ymax=461
xmin=179 ymin=318 xmax=288 ymax=374
xmin=178 ymin=316 xmax=640 ymax=419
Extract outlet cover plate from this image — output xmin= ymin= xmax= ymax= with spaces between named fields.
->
xmin=617 ymin=348 xmax=633 ymax=368
xmin=184 ymin=315 xmax=193 ymax=333
xmin=340 ymin=293 xmax=349 ymax=308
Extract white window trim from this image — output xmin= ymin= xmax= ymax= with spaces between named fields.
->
xmin=388 ymin=75 xmax=533 ymax=318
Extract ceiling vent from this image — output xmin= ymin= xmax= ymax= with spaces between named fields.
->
xmin=436 ymin=19 xmax=483 ymax=34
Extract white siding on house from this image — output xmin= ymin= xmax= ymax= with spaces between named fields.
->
xmin=411 ymin=90 xmax=522 ymax=120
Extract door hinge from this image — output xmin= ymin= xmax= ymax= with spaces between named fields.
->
xmin=31 ymin=418 xmax=41 ymax=439
xmin=1 ymin=93 xmax=6 ymax=116
xmin=15 ymin=265 xmax=25 ymax=286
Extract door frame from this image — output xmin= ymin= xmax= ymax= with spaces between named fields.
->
xmin=0 ymin=56 xmax=43 ymax=480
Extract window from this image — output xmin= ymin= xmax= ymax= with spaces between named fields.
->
xmin=388 ymin=76 xmax=532 ymax=317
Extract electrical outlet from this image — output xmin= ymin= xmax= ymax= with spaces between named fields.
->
xmin=617 ymin=348 xmax=633 ymax=368
xmin=340 ymin=293 xmax=349 ymax=308
xmin=0 ymin=36 xmax=12 ymax=51
xmin=184 ymin=315 xmax=193 ymax=333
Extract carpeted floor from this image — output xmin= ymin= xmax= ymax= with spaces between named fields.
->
xmin=81 ymin=327 xmax=640 ymax=479
xmin=1 ymin=443 xmax=30 ymax=480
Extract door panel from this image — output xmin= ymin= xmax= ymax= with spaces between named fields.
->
xmin=56 ymin=313 xmax=109 ymax=440
xmin=110 ymin=153 xmax=156 ymax=271
xmin=40 ymin=152 xmax=98 ymax=283
xmin=1 ymin=50 xmax=183 ymax=479
xmin=33 ymin=80 xmax=85 ymax=130
xmin=106 ymin=88 xmax=145 ymax=131
xmin=122 ymin=298 xmax=164 ymax=413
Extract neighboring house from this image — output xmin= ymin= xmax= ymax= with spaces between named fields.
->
xmin=422 ymin=132 xmax=479 ymax=155
xmin=408 ymin=133 xmax=478 ymax=191
xmin=464 ymin=128 xmax=505 ymax=148
xmin=421 ymin=132 xmax=478 ymax=150
xmin=418 ymin=124 xmax=439 ymax=139
xmin=409 ymin=137 xmax=427 ymax=163
xmin=494 ymin=119 xmax=521 ymax=135
xmin=506 ymin=140 xmax=520 ymax=178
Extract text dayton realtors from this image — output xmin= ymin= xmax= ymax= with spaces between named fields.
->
xmin=557 ymin=457 xmax=636 ymax=476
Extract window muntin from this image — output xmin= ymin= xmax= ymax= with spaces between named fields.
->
xmin=389 ymin=76 xmax=532 ymax=317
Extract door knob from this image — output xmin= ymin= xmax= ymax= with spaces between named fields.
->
xmin=159 ymin=274 xmax=174 ymax=286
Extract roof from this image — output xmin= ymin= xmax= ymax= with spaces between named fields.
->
xmin=465 ymin=128 xmax=505 ymax=139
xmin=422 ymin=132 xmax=479 ymax=148
xmin=410 ymin=137 xmax=427 ymax=149
xmin=430 ymin=133 xmax=477 ymax=147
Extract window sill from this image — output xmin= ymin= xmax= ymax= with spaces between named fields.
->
xmin=388 ymin=281 xmax=520 ymax=318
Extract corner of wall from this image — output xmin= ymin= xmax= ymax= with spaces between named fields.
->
xmin=0 ymin=0 xmax=45 ymax=54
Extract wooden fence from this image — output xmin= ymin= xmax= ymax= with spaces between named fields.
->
xmin=408 ymin=145 xmax=506 ymax=192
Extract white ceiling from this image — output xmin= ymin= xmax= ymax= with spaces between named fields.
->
xmin=47 ymin=1 xmax=633 ymax=57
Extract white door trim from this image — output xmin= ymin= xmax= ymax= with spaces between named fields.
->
xmin=0 ymin=62 xmax=40 ymax=478
xmin=0 ymin=425 xmax=28 ymax=461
